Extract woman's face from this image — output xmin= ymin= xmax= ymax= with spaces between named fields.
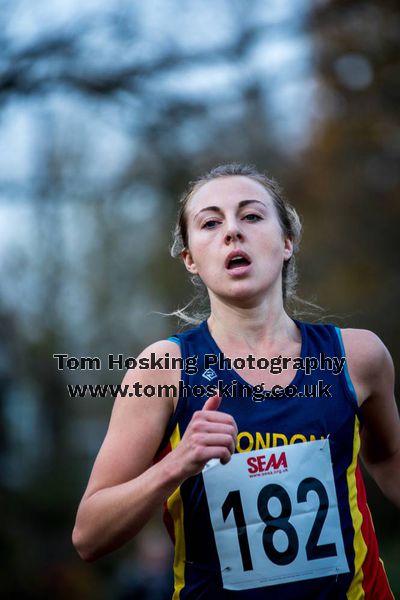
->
xmin=181 ymin=176 xmax=293 ymax=305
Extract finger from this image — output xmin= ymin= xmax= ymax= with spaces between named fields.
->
xmin=201 ymin=410 xmax=238 ymax=434
xmin=196 ymin=433 xmax=236 ymax=454
xmin=202 ymin=393 xmax=221 ymax=411
xmin=194 ymin=422 xmax=237 ymax=437
xmin=201 ymin=446 xmax=233 ymax=465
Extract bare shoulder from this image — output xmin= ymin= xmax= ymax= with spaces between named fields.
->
xmin=139 ymin=338 xmax=182 ymax=357
xmin=339 ymin=328 xmax=394 ymax=405
xmin=134 ymin=338 xmax=182 ymax=376
xmin=340 ymin=328 xmax=392 ymax=369
xmin=120 ymin=337 xmax=182 ymax=407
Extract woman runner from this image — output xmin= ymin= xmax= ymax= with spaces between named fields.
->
xmin=73 ymin=164 xmax=399 ymax=599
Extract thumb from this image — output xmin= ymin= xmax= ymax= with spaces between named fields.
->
xmin=202 ymin=393 xmax=222 ymax=411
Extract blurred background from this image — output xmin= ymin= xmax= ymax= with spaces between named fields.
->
xmin=1 ymin=0 xmax=399 ymax=597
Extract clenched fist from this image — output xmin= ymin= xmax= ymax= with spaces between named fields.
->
xmin=171 ymin=394 xmax=238 ymax=480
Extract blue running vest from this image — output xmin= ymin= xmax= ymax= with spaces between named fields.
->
xmin=154 ymin=319 xmax=393 ymax=600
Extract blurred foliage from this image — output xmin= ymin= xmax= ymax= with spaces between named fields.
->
xmin=0 ymin=0 xmax=399 ymax=597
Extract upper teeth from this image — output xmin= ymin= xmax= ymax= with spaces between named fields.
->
xmin=231 ymin=256 xmax=243 ymax=262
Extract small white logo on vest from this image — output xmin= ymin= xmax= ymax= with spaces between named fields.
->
xmin=202 ymin=368 xmax=217 ymax=381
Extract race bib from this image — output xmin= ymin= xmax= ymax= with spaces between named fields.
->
xmin=202 ymin=439 xmax=349 ymax=590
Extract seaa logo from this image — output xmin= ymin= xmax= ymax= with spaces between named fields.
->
xmin=247 ymin=452 xmax=288 ymax=476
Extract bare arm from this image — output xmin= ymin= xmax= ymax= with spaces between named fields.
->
xmin=342 ymin=329 xmax=400 ymax=508
xmin=72 ymin=340 xmax=237 ymax=561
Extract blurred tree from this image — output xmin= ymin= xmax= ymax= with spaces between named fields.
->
xmin=295 ymin=0 xmax=400 ymax=340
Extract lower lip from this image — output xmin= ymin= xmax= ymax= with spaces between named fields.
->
xmin=225 ymin=264 xmax=252 ymax=276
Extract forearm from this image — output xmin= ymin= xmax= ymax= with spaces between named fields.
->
xmin=363 ymin=447 xmax=400 ymax=509
xmin=72 ymin=453 xmax=183 ymax=561
xmin=72 ymin=393 xmax=236 ymax=561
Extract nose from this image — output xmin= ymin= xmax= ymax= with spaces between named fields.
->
xmin=224 ymin=221 xmax=243 ymax=244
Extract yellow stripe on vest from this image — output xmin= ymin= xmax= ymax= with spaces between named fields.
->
xmin=346 ymin=417 xmax=367 ymax=599
xmin=166 ymin=424 xmax=186 ymax=600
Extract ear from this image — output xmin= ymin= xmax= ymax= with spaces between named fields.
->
xmin=283 ymin=236 xmax=293 ymax=262
xmin=181 ymin=247 xmax=198 ymax=274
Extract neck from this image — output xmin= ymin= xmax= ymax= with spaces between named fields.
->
xmin=207 ymin=291 xmax=298 ymax=351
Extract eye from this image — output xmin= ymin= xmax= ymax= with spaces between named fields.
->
xmin=202 ymin=220 xmax=220 ymax=229
xmin=243 ymin=214 xmax=262 ymax=222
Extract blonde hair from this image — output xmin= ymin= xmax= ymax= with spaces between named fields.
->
xmin=170 ymin=163 xmax=306 ymax=326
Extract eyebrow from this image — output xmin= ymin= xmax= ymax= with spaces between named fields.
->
xmin=194 ymin=199 xmax=267 ymax=221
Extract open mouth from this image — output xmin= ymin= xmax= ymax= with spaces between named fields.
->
xmin=227 ymin=256 xmax=250 ymax=269
xmin=225 ymin=251 xmax=252 ymax=272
